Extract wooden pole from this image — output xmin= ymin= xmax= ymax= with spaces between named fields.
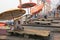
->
xmin=28 ymin=0 xmax=32 ymax=14
xmin=19 ymin=0 xmax=22 ymax=5
xmin=19 ymin=0 xmax=22 ymax=9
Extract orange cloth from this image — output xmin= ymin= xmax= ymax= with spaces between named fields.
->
xmin=0 ymin=23 xmax=6 ymax=26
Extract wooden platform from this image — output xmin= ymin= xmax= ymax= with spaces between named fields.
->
xmin=8 ymin=29 xmax=50 ymax=37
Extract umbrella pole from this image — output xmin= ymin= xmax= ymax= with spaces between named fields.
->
xmin=19 ymin=0 xmax=22 ymax=5
xmin=10 ymin=13 xmax=16 ymax=29
xmin=19 ymin=0 xmax=22 ymax=9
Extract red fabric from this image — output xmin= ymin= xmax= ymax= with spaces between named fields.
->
xmin=0 ymin=23 xmax=6 ymax=26
xmin=0 ymin=24 xmax=5 ymax=26
xmin=46 ymin=0 xmax=51 ymax=3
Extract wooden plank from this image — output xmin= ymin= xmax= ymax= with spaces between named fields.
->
xmin=24 ymin=29 xmax=50 ymax=36
xmin=33 ymin=21 xmax=51 ymax=24
xmin=8 ymin=29 xmax=50 ymax=37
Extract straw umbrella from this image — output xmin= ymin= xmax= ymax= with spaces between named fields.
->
xmin=0 ymin=8 xmax=26 ymax=29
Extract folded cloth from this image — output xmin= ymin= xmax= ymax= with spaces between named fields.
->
xmin=0 ymin=29 xmax=7 ymax=35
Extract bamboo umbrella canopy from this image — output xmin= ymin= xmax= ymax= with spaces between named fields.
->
xmin=18 ymin=0 xmax=36 ymax=8
xmin=0 ymin=8 xmax=26 ymax=20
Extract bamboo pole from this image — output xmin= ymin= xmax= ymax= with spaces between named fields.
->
xmin=19 ymin=0 xmax=22 ymax=9
xmin=19 ymin=0 xmax=22 ymax=5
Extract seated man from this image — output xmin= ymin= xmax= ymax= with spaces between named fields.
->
xmin=44 ymin=15 xmax=47 ymax=19
xmin=10 ymin=25 xmax=14 ymax=31
xmin=17 ymin=26 xmax=24 ymax=31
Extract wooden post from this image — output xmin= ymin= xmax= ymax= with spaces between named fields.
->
xmin=19 ymin=0 xmax=22 ymax=5
xmin=19 ymin=0 xmax=22 ymax=9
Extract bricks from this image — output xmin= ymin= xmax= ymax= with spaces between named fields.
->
xmin=0 ymin=36 xmax=7 ymax=40
xmin=53 ymin=34 xmax=60 ymax=40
